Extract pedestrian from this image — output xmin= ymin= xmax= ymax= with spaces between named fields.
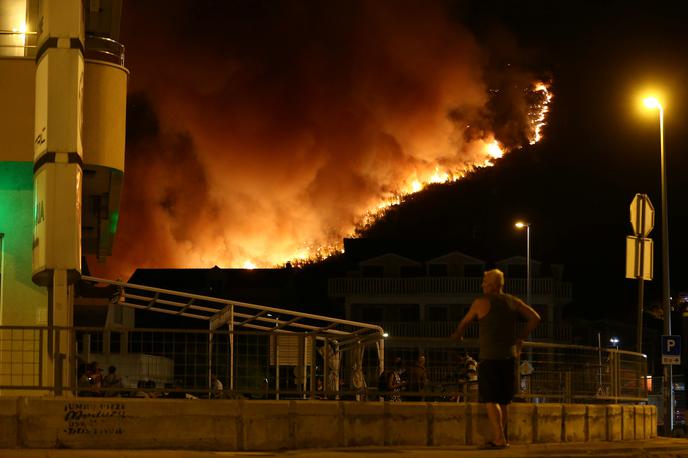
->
xmin=77 ymin=364 xmax=91 ymax=397
xmin=450 ymin=269 xmax=541 ymax=449
xmin=86 ymin=361 xmax=103 ymax=396
xmin=407 ymin=355 xmax=428 ymax=401
xmin=102 ymin=365 xmax=123 ymax=396
xmin=387 ymin=356 xmax=406 ymax=402
xmin=211 ymin=374 xmax=223 ymax=398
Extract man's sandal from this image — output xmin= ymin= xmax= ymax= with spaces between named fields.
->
xmin=479 ymin=441 xmax=510 ymax=449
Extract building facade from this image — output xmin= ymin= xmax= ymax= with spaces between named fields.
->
xmin=328 ymin=250 xmax=573 ymax=387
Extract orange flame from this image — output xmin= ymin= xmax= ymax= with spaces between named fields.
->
xmin=528 ymin=81 xmax=553 ymax=145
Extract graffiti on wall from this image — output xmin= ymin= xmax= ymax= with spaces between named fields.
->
xmin=63 ymin=402 xmax=125 ymax=435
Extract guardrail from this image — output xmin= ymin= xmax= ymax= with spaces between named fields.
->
xmin=328 ymin=277 xmax=572 ymax=298
xmin=0 ymin=326 xmax=646 ymax=403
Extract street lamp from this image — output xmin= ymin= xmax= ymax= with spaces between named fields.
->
xmin=609 ymin=337 xmax=620 ymax=350
xmin=514 ymin=221 xmax=531 ymax=305
xmin=643 ymin=95 xmax=673 ymax=434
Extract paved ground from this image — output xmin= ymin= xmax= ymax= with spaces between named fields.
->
xmin=3 ymin=439 xmax=688 ymax=458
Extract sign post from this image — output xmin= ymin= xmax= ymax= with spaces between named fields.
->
xmin=627 ymin=193 xmax=654 ymax=353
xmin=662 ymin=335 xmax=681 ymax=365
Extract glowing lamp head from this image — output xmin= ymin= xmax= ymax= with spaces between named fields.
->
xmin=514 ymin=221 xmax=528 ymax=229
xmin=643 ymin=97 xmax=662 ymax=110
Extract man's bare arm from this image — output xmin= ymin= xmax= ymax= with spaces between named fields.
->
xmin=450 ymin=298 xmax=484 ymax=341
xmin=516 ymin=300 xmax=541 ymax=342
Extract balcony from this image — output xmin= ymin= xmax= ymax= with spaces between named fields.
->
xmin=329 ymin=277 xmax=571 ymax=299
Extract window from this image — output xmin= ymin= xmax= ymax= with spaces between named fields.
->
xmin=427 ymin=306 xmax=447 ymax=322
xmin=399 ymin=305 xmax=419 ymax=322
xmin=464 ymin=264 xmax=484 ymax=277
xmin=361 ymin=306 xmax=384 ymax=322
xmin=428 ymin=264 xmax=447 ymax=277
xmin=508 ymin=265 xmax=527 ymax=278
xmin=362 ymin=266 xmax=384 ymax=278
xmin=400 ymin=265 xmax=423 ymax=277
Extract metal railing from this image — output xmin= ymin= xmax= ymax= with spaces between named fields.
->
xmin=75 ymin=326 xmax=382 ymax=400
xmin=85 ymin=35 xmax=125 ymax=66
xmin=0 ymin=29 xmax=37 ymax=57
xmin=380 ymin=321 xmax=572 ymax=341
xmin=328 ymin=277 xmax=572 ymax=299
xmin=375 ymin=341 xmax=647 ymax=403
xmin=0 ymin=325 xmax=647 ymax=404
xmin=0 ymin=31 xmax=125 ymax=65
xmin=0 ymin=326 xmax=44 ymax=389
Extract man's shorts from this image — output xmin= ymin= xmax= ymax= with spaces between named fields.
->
xmin=478 ymin=358 xmax=516 ymax=404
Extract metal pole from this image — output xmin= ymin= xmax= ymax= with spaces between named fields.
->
xmin=597 ymin=333 xmax=602 ymax=393
xmin=526 ymin=225 xmax=532 ymax=305
xmin=659 ymin=106 xmax=674 ymax=434
xmin=229 ymin=305 xmax=234 ymax=391
xmin=309 ymin=335 xmax=316 ymax=400
xmin=637 ymin=195 xmax=646 ymax=354
xmin=275 ymin=335 xmax=280 ymax=400
xmin=637 ymin=278 xmax=644 ymax=353
xmin=208 ymin=330 xmax=213 ymax=399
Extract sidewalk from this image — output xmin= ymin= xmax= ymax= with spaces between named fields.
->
xmin=2 ymin=439 xmax=688 ymax=458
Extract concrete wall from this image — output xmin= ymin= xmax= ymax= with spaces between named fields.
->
xmin=0 ymin=163 xmax=49 ymax=328
xmin=0 ymin=398 xmax=656 ymax=450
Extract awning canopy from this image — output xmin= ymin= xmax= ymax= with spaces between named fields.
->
xmin=82 ymin=276 xmax=384 ymax=347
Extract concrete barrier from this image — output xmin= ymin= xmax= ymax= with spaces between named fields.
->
xmin=0 ymin=397 xmax=657 ymax=450
xmin=0 ymin=398 xmax=17 ymax=448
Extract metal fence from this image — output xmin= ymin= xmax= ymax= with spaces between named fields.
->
xmin=376 ymin=340 xmax=648 ymax=403
xmin=0 ymin=325 xmax=648 ymax=403
xmin=72 ymin=326 xmax=383 ymax=400
xmin=648 ymin=374 xmax=685 ymax=429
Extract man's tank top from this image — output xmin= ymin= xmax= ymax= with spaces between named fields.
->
xmin=478 ymin=293 xmax=519 ymax=360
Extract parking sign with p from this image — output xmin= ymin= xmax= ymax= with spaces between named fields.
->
xmin=662 ymin=335 xmax=681 ymax=365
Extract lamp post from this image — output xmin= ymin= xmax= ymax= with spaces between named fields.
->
xmin=643 ymin=96 xmax=672 ymax=434
xmin=515 ymin=221 xmax=531 ymax=305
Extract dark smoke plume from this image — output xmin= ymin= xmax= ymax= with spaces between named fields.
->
xmin=90 ymin=0 xmax=545 ymax=279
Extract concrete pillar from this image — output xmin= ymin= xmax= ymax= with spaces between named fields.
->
xmin=45 ymin=269 xmax=73 ymax=393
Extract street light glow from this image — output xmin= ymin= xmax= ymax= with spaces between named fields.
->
xmin=513 ymin=220 xmax=531 ymax=305
xmin=638 ymin=86 xmax=672 ymax=432
xmin=643 ymin=96 xmax=663 ymax=110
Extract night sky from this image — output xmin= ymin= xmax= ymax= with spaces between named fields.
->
xmin=92 ymin=1 xmax=688 ymax=329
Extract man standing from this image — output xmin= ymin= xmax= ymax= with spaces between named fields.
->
xmin=407 ymin=355 xmax=428 ymax=401
xmin=451 ymin=269 xmax=541 ymax=449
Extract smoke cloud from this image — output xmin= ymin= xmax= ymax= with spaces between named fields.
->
xmin=90 ymin=0 xmax=543 ymax=279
